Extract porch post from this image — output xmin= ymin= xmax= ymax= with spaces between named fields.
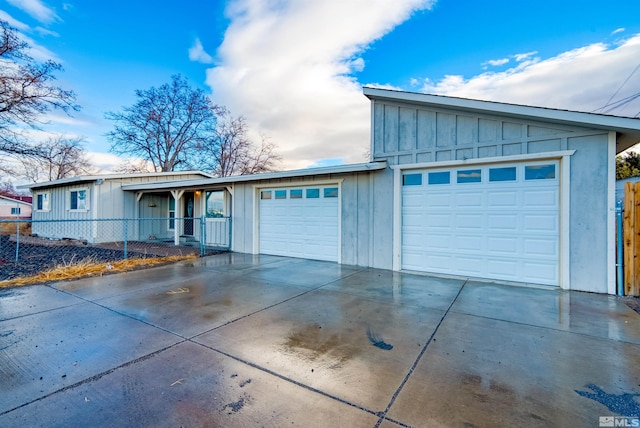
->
xmin=170 ymin=189 xmax=184 ymax=246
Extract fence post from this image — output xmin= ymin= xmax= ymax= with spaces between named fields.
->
xmin=228 ymin=217 xmax=232 ymax=251
xmin=200 ymin=215 xmax=206 ymax=257
xmin=617 ymin=200 xmax=624 ymax=295
xmin=14 ymin=219 xmax=19 ymax=263
xmin=123 ymin=219 xmax=128 ymax=260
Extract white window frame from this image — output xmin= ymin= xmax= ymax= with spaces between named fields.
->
xmin=68 ymin=188 xmax=89 ymax=212
xmin=36 ymin=192 xmax=50 ymax=211
xmin=168 ymin=195 xmax=176 ymax=230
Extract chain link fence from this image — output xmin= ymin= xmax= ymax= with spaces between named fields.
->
xmin=0 ymin=217 xmax=231 ymax=282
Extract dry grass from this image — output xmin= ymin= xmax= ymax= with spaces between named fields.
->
xmin=0 ymin=254 xmax=198 ymax=288
xmin=0 ymin=221 xmax=31 ymax=235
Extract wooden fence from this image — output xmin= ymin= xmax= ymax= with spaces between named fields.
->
xmin=624 ymin=182 xmax=640 ymax=296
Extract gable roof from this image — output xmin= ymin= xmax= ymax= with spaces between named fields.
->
xmin=122 ymin=161 xmax=387 ymax=192
xmin=0 ymin=194 xmax=32 ymax=206
xmin=19 ymin=171 xmax=214 ymax=191
xmin=363 ymin=87 xmax=640 ymax=153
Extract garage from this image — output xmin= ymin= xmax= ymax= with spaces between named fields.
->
xmin=259 ymin=185 xmax=340 ymax=262
xmin=401 ymin=161 xmax=559 ymax=286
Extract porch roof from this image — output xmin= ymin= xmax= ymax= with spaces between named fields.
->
xmin=121 ymin=161 xmax=388 ymax=192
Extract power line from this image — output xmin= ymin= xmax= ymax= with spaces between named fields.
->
xmin=593 ymin=62 xmax=640 ymax=114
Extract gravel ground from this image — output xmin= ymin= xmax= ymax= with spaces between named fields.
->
xmin=0 ymin=235 xmax=144 ymax=281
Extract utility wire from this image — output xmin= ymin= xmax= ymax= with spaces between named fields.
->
xmin=593 ymin=62 xmax=640 ymax=114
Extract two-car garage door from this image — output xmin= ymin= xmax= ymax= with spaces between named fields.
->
xmin=259 ymin=186 xmax=339 ymax=262
xmin=402 ymin=161 xmax=559 ymax=286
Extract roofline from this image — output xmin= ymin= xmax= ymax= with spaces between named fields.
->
xmin=0 ymin=195 xmax=32 ymax=205
xmin=363 ymin=87 xmax=640 ymax=131
xmin=122 ymin=161 xmax=388 ymax=191
xmin=18 ymin=170 xmax=214 ymax=190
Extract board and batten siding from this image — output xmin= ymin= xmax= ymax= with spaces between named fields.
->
xmin=372 ymin=102 xmax=607 ymax=165
xmin=230 ymin=170 xmax=390 ymax=269
xmin=370 ymin=99 xmax=613 ymax=293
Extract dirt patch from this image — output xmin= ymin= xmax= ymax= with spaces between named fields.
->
xmin=622 ymin=296 xmax=640 ymax=315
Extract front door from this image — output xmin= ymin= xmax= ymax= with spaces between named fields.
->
xmin=183 ymin=192 xmax=194 ymax=236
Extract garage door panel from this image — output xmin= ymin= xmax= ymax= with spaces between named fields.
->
xmin=455 ymin=214 xmax=483 ymax=229
xmin=260 ymin=186 xmax=338 ymax=262
xmin=487 ymin=237 xmax=518 ymax=254
xmin=456 ymin=192 xmax=482 ymax=207
xmin=524 ymin=190 xmax=558 ymax=207
xmin=402 ymin=161 xmax=559 ymax=286
xmin=523 ymin=214 xmax=557 ymax=231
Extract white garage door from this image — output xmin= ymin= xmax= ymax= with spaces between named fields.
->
xmin=402 ymin=161 xmax=559 ymax=286
xmin=259 ymin=186 xmax=339 ymax=262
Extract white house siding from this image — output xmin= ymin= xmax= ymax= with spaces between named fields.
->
xmin=229 ymin=171 xmax=387 ymax=268
xmin=29 ymin=172 xmax=208 ymax=244
xmin=369 ymin=98 xmax=613 ymax=292
xmin=0 ymin=198 xmax=31 ymax=218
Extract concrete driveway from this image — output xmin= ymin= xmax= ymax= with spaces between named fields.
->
xmin=1 ymin=253 xmax=640 ymax=427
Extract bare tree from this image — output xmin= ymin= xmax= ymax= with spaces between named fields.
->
xmin=113 ymin=158 xmax=155 ymax=174
xmin=18 ymin=136 xmax=95 ymax=182
xmin=197 ymin=107 xmax=280 ymax=177
xmin=106 ymin=74 xmax=216 ymax=172
xmin=0 ymin=21 xmax=78 ymax=157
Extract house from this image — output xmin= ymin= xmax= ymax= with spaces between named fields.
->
xmin=22 ymin=171 xmax=213 ymax=243
xmin=20 ymin=88 xmax=640 ymax=295
xmin=0 ymin=194 xmax=32 ymax=219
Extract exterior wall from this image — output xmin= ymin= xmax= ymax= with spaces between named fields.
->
xmin=0 ymin=198 xmax=31 ymax=218
xmin=30 ymin=173 xmax=207 ymax=243
xmin=229 ymin=171 xmax=389 ymax=268
xmin=371 ymin=99 xmax=613 ymax=293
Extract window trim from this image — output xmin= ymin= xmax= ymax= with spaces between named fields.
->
xmin=168 ymin=196 xmax=176 ymax=230
xmin=36 ymin=192 xmax=50 ymax=211
xmin=68 ymin=188 xmax=88 ymax=212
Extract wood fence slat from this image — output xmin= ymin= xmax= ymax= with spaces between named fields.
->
xmin=624 ymin=181 xmax=639 ymax=295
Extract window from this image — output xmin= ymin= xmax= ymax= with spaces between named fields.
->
xmin=525 ymin=164 xmax=556 ymax=180
xmin=275 ymin=189 xmax=287 ymax=199
xmin=10 ymin=207 xmax=20 ymax=215
xmin=306 ymin=188 xmax=320 ymax=198
xmin=403 ymin=174 xmax=422 ymax=186
xmin=428 ymin=171 xmax=450 ymax=185
xmin=206 ymin=190 xmax=224 ymax=217
xmin=261 ymin=190 xmax=272 ymax=200
xmin=489 ymin=167 xmax=517 ymax=182
xmin=457 ymin=169 xmax=481 ymax=183
xmin=36 ymin=193 xmax=50 ymax=211
xmin=69 ymin=189 xmax=87 ymax=211
xmin=168 ymin=197 xmax=175 ymax=229
xmin=290 ymin=189 xmax=303 ymax=199
xmin=324 ymin=187 xmax=339 ymax=198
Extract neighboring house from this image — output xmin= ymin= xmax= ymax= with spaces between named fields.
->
xmin=20 ymin=88 xmax=640 ymax=295
xmin=21 ymin=171 xmax=213 ymax=243
xmin=616 ymin=176 xmax=640 ymax=204
xmin=0 ymin=194 xmax=32 ymax=219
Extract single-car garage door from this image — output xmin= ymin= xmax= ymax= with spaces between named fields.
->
xmin=402 ymin=161 xmax=559 ymax=286
xmin=259 ymin=185 xmax=339 ymax=262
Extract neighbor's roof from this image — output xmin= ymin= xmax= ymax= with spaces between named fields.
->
xmin=122 ymin=162 xmax=387 ymax=192
xmin=19 ymin=170 xmax=215 ymax=191
xmin=363 ymin=87 xmax=640 ymax=153
xmin=0 ymin=194 xmax=32 ymax=205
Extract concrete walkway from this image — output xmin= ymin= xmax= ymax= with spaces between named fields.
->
xmin=1 ymin=253 xmax=640 ymax=427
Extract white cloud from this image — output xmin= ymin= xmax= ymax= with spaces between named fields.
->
xmin=612 ymin=27 xmax=625 ymax=35
xmin=6 ymin=0 xmax=59 ymax=24
xmin=0 ymin=10 xmax=29 ymax=30
xmin=513 ymin=51 xmax=538 ymax=62
xmin=420 ymin=34 xmax=640 ymax=117
xmin=206 ymin=0 xmax=435 ymax=169
xmin=482 ymin=57 xmax=509 ymax=69
xmin=188 ymin=38 xmax=214 ymax=64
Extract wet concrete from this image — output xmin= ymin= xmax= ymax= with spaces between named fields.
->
xmin=1 ymin=253 xmax=640 ymax=427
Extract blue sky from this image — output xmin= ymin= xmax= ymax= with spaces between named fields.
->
xmin=1 ymin=0 xmax=640 ymax=174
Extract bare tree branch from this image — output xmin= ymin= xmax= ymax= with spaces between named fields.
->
xmin=106 ymin=74 xmax=215 ymax=172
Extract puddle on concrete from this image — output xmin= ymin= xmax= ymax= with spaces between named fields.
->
xmin=283 ymin=323 xmax=360 ymax=365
